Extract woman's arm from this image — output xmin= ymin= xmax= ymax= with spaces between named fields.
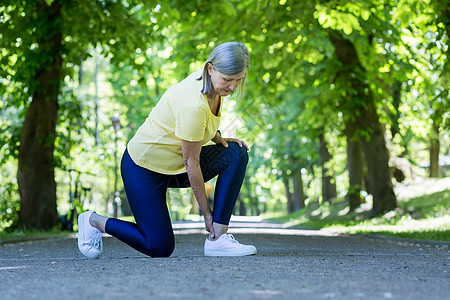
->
xmin=181 ymin=139 xmax=215 ymax=238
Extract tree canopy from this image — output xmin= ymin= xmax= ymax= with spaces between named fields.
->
xmin=0 ymin=0 xmax=448 ymax=230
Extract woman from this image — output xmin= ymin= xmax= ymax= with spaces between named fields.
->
xmin=77 ymin=42 xmax=256 ymax=258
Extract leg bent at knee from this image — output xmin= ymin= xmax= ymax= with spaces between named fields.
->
xmin=141 ymin=238 xmax=175 ymax=258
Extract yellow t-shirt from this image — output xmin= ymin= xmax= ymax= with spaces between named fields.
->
xmin=127 ymin=70 xmax=221 ymax=175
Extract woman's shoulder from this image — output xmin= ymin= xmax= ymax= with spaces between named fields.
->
xmin=168 ymin=70 xmax=205 ymax=106
xmin=170 ymin=70 xmax=202 ymax=92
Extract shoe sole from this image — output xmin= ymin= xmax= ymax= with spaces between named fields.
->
xmin=204 ymin=248 xmax=257 ymax=257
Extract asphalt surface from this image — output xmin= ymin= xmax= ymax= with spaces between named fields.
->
xmin=0 ymin=218 xmax=448 ymax=300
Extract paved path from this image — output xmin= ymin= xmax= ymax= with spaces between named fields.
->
xmin=0 ymin=217 xmax=448 ymax=300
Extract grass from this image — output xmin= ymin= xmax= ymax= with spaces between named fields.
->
xmin=0 ymin=216 xmax=137 ymax=242
xmin=266 ymin=187 xmax=450 ymax=242
xmin=0 ymin=227 xmax=73 ymax=243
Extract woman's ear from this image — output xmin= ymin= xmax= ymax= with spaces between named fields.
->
xmin=207 ymin=63 xmax=213 ymax=76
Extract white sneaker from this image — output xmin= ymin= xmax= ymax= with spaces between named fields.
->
xmin=204 ymin=234 xmax=257 ymax=256
xmin=78 ymin=211 xmax=103 ymax=259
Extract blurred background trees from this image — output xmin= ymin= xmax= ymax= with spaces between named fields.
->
xmin=0 ymin=0 xmax=448 ymax=230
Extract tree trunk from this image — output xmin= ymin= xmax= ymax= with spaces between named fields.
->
xmin=288 ymin=155 xmax=305 ymax=211
xmin=428 ymin=4 xmax=449 ymax=177
xmin=282 ymin=176 xmax=294 ymax=214
xmin=344 ymin=121 xmax=365 ymax=210
xmin=329 ymin=30 xmax=397 ymax=216
xmin=252 ymin=197 xmax=261 ymax=216
xmin=429 ymin=120 xmax=440 ymax=177
xmin=319 ymin=132 xmax=337 ymax=203
xmin=357 ymin=101 xmax=397 ymax=215
xmin=17 ymin=1 xmax=62 ymax=230
xmin=238 ymin=195 xmax=247 ymax=216
xmin=389 ymin=80 xmax=402 ymax=139
xmin=94 ymin=54 xmax=100 ymax=146
xmin=292 ymin=171 xmax=305 ymax=210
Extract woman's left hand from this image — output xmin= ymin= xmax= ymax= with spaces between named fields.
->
xmin=214 ymin=135 xmax=249 ymax=151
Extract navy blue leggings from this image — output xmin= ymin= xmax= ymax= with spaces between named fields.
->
xmin=105 ymin=143 xmax=248 ymax=257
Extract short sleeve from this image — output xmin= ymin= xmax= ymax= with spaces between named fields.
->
xmin=175 ymin=105 xmax=207 ymax=142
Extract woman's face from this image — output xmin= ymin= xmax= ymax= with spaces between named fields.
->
xmin=207 ymin=63 xmax=246 ymax=97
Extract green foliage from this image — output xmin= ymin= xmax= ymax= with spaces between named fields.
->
xmin=0 ymin=0 xmax=449 ymax=230
xmin=0 ymin=158 xmax=20 ymax=230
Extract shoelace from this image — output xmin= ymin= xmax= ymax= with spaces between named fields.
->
xmin=86 ymin=230 xmax=103 ymax=249
xmin=223 ymin=234 xmax=239 ymax=244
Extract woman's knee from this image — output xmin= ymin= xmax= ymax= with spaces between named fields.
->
xmin=151 ymin=244 xmax=175 ymax=258
xmin=228 ymin=142 xmax=249 ymax=164
xmin=143 ymin=238 xmax=175 ymax=258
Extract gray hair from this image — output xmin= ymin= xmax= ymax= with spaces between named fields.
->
xmin=198 ymin=42 xmax=249 ymax=100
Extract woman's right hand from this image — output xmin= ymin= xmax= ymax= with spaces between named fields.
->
xmin=204 ymin=213 xmax=215 ymax=240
